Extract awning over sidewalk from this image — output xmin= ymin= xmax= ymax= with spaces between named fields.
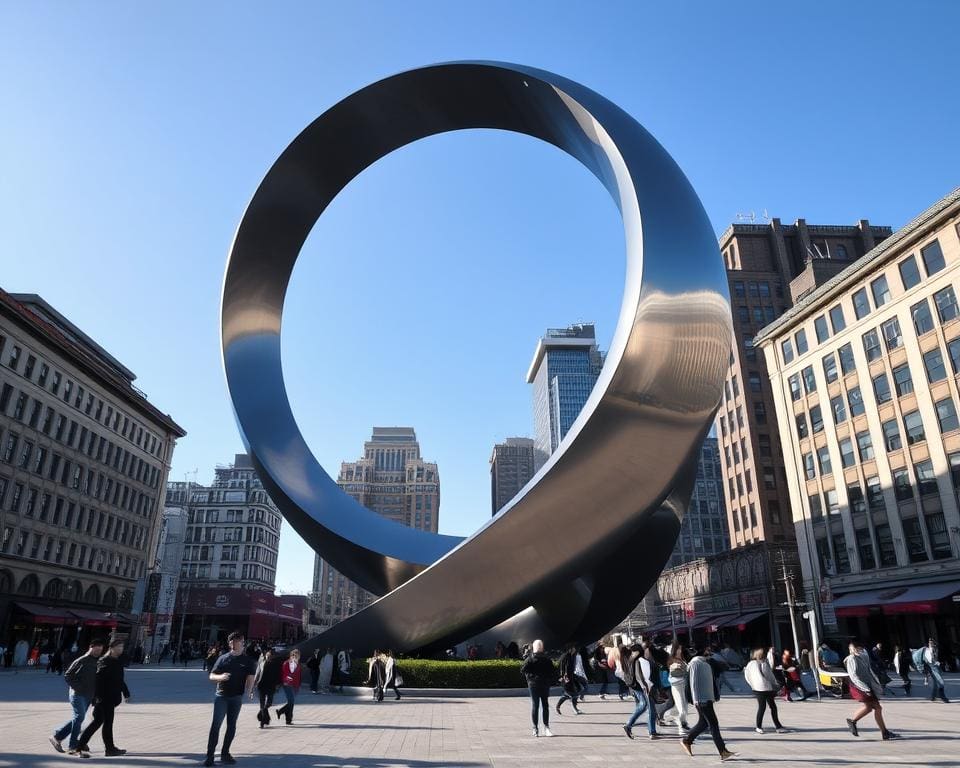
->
xmin=716 ymin=610 xmax=769 ymax=630
xmin=833 ymin=580 xmax=960 ymax=616
xmin=691 ymin=613 xmax=738 ymax=631
xmin=67 ymin=608 xmax=118 ymax=627
xmin=14 ymin=602 xmax=81 ymax=625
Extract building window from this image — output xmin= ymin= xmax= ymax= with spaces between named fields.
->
xmin=903 ymin=410 xmax=925 ymax=445
xmin=822 ymin=353 xmax=838 ymax=383
xmin=839 ymin=438 xmax=856 ymax=468
xmin=748 ymin=372 xmax=762 ymax=393
xmin=816 ymin=537 xmax=833 ymax=577
xmin=781 ymin=339 xmax=794 ymax=364
xmin=856 ymin=431 xmax=874 ymax=461
xmin=872 ymin=372 xmax=892 ymax=404
xmin=825 ymin=488 xmax=840 ymax=515
xmin=902 ymin=518 xmax=928 ymax=563
xmin=875 ymin=523 xmax=897 ymax=567
xmin=795 ymin=329 xmax=809 ymax=355
xmin=882 ymin=418 xmax=902 ymax=451
xmin=856 ymin=527 xmax=876 ymax=570
xmin=833 ymin=531 xmax=851 ymax=574
xmin=838 ymin=342 xmax=856 ymax=374
xmin=926 ymin=512 xmax=952 ymax=559
xmin=881 ymin=317 xmax=903 ymax=350
xmin=921 ymin=239 xmax=946 ymax=276
xmin=759 ymin=435 xmax=771 ymax=457
xmin=948 ymin=338 xmax=960 ymax=375
xmin=912 ymin=299 xmax=935 ymax=335
xmin=893 ymin=469 xmax=913 ymax=501
xmin=871 ymin=275 xmax=892 ymax=307
xmin=733 ymin=281 xmax=745 ymax=299
xmin=743 ymin=335 xmax=757 ymax=362
xmin=866 ymin=476 xmax=884 ymax=509
xmin=814 ymin=315 xmax=830 ymax=343
xmin=936 ymin=398 xmax=959 ymax=433
xmin=796 ymin=413 xmax=809 ymax=439
xmin=749 ymin=281 xmax=760 ymax=300
xmin=754 ymin=401 xmax=766 ymax=424
xmin=817 ymin=445 xmax=832 ymax=475
xmin=852 ymin=287 xmax=871 ymax=320
xmin=831 ymin=395 xmax=847 ymax=424
xmin=914 ymin=460 xmax=937 ymax=496
xmin=789 ymin=374 xmax=802 ymax=401
xmin=848 ymin=483 xmax=866 ymax=514
xmin=934 ymin=285 xmax=959 ymax=323
xmin=862 ymin=329 xmax=882 ymax=362
xmin=847 ymin=386 xmax=865 ymax=416
xmin=898 ymin=254 xmax=922 ymax=290
xmin=810 ymin=405 xmax=824 ymax=433
xmin=802 ymin=365 xmax=817 ymax=394
xmin=924 ymin=347 xmax=947 ymax=383
xmin=892 ymin=363 xmax=913 ymax=396
xmin=804 ymin=452 xmax=816 ymax=480
xmin=809 ymin=493 xmax=823 ymax=520
xmin=829 ymin=304 xmax=846 ymax=334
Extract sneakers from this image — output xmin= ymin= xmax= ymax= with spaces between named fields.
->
xmin=69 ymin=748 xmax=91 ymax=759
xmin=755 ymin=727 xmax=764 ymax=734
xmin=846 ymin=718 xmax=859 ymax=738
xmin=543 ymin=727 xmax=554 ymax=737
xmin=882 ymin=731 xmax=901 ymax=741
xmin=555 ymin=704 xmax=562 ymax=715
xmin=623 ymin=725 xmax=634 ymax=740
xmin=720 ymin=750 xmax=737 ymax=761
xmin=680 ymin=741 xmax=693 ymax=757
xmin=49 ymin=737 xmax=64 ymax=753
xmin=649 ymin=733 xmax=660 ymax=741
xmin=775 ymin=728 xmax=789 ymax=734
xmin=532 ymin=728 xmax=539 ymax=738
xmin=104 ymin=748 xmax=127 ymax=757
xmin=599 ymin=694 xmax=606 ymax=700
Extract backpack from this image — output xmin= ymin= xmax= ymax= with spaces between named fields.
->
xmin=911 ymin=647 xmax=925 ymax=672
xmin=621 ymin=653 xmax=636 ymax=688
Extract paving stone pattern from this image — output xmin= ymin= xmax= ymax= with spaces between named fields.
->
xmin=1 ymin=666 xmax=958 ymax=767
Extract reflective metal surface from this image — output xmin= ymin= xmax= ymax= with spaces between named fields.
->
xmin=221 ymin=62 xmax=731 ymax=654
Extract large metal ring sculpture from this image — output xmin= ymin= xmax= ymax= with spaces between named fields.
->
xmin=222 ymin=62 xmax=731 ymax=655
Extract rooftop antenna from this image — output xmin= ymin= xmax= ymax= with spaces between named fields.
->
xmin=735 ymin=211 xmax=756 ymax=223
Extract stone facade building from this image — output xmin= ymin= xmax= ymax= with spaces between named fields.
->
xmin=489 ymin=437 xmax=535 ymax=516
xmin=311 ymin=428 xmax=439 ymax=630
xmin=716 ymin=218 xmax=892 ymax=549
xmin=0 ymin=290 xmax=184 ymax=653
xmin=756 ymin=188 xmax=960 ymax=648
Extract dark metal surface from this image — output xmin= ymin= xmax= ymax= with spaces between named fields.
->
xmin=221 ymin=62 xmax=730 ymax=654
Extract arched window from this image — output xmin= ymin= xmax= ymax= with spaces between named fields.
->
xmin=83 ymin=584 xmax=101 ymax=605
xmin=64 ymin=580 xmax=83 ymax=601
xmin=17 ymin=574 xmax=40 ymax=597
xmin=0 ymin=570 xmax=13 ymax=594
xmin=118 ymin=589 xmax=133 ymax=610
xmin=43 ymin=578 xmax=64 ymax=600
xmin=102 ymin=587 xmax=118 ymax=609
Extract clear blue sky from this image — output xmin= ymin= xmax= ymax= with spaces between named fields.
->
xmin=2 ymin=2 xmax=958 ymax=593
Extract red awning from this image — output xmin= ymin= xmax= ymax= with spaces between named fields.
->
xmin=15 ymin=602 xmax=81 ymax=625
xmin=717 ymin=611 xmax=768 ymax=630
xmin=691 ymin=614 xmax=738 ymax=631
xmin=67 ymin=608 xmax=118 ymax=627
xmin=833 ymin=580 xmax=960 ymax=617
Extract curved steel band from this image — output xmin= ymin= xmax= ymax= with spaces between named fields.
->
xmin=222 ymin=62 xmax=731 ymax=654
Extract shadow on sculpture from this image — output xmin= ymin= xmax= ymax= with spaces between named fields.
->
xmin=221 ymin=62 xmax=731 ymax=656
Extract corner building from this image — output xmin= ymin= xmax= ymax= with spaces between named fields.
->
xmin=311 ymin=427 xmax=439 ymax=630
xmin=0 ymin=290 xmax=184 ymax=651
xmin=717 ymin=218 xmax=891 ymax=549
xmin=489 ymin=437 xmax=535 ymax=516
xmin=757 ymin=188 xmax=960 ymax=647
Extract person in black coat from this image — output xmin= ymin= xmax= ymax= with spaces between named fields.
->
xmin=75 ymin=638 xmax=131 ymax=757
xmin=254 ymin=650 xmax=282 ymax=728
xmin=521 ymin=639 xmax=557 ymax=737
xmin=555 ymin=645 xmax=583 ymax=714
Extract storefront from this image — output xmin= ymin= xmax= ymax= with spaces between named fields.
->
xmin=171 ymin=587 xmax=307 ymax=646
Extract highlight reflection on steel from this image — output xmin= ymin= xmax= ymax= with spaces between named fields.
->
xmin=221 ymin=62 xmax=731 ymax=654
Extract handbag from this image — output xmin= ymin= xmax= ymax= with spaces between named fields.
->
xmin=394 ymin=674 xmax=404 ymax=687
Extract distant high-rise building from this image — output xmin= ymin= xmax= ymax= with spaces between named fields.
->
xmin=312 ymin=427 xmax=439 ymax=630
xmin=490 ymin=437 xmax=536 ymax=515
xmin=668 ymin=437 xmax=729 ymax=567
xmin=526 ymin=323 xmax=604 ymax=469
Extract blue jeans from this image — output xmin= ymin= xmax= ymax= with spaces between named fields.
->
xmin=206 ymin=695 xmax=243 ymax=757
xmin=54 ymin=692 xmax=89 ymax=749
xmin=626 ymin=688 xmax=657 ymax=733
xmin=276 ymin=685 xmax=296 ymax=723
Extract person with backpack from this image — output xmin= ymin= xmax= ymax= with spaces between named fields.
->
xmin=621 ymin=644 xmax=659 ymax=740
xmin=49 ymin=638 xmax=106 ymax=755
xmin=681 ymin=648 xmax=735 ymax=761
xmin=922 ymin=639 xmax=949 ymax=703
xmin=844 ymin=638 xmax=900 ymax=740
xmin=520 ymin=639 xmax=556 ymax=737
xmin=555 ymin=645 xmax=583 ymax=714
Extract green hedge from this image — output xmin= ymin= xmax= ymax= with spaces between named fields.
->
xmin=351 ymin=658 xmax=526 ymax=688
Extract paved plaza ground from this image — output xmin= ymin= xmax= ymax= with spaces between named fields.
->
xmin=1 ymin=666 xmax=958 ymax=768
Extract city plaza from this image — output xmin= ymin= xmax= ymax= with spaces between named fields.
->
xmin=3 ymin=665 xmax=958 ymax=768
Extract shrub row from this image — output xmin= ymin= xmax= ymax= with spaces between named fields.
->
xmin=351 ymin=658 xmax=526 ymax=688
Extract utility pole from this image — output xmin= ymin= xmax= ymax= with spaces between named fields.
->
xmin=779 ymin=550 xmax=802 ymax=659
xmin=174 ymin=470 xmax=198 ymax=660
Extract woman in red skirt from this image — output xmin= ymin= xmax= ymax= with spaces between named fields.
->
xmin=843 ymin=639 xmax=899 ymax=740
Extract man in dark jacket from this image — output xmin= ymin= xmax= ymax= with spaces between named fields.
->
xmin=75 ymin=638 xmax=131 ymax=757
xmin=50 ymin=638 xmax=106 ymax=754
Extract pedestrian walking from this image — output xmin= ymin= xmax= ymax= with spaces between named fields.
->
xmin=922 ymin=639 xmax=950 ymax=703
xmin=555 ymin=645 xmax=583 ymax=714
xmin=307 ymin=649 xmax=321 ymax=694
xmin=680 ymin=649 xmax=735 ymax=761
xmin=384 ymin=650 xmax=402 ymax=700
xmin=781 ymin=650 xmax=809 ymax=701
xmin=49 ymin=638 xmax=106 ymax=755
xmin=254 ymin=649 xmax=281 ymax=728
xmin=844 ymin=638 xmax=900 ymax=740
xmin=575 ymin=646 xmax=590 ymax=702
xmin=275 ymin=648 xmax=302 ymax=722
xmin=893 ymin=645 xmax=912 ymax=696
xmin=204 ymin=631 xmax=257 ymax=766
xmin=366 ymin=650 xmax=386 ymax=702
xmin=744 ymin=648 xmax=788 ymax=734
xmin=661 ymin=642 xmax=690 ymax=734
xmin=74 ymin=638 xmax=131 ymax=758
xmin=621 ymin=644 xmax=659 ymax=740
xmin=319 ymin=648 xmax=334 ymax=693
xmin=336 ymin=647 xmax=352 ymax=692
xmin=520 ymin=639 xmax=555 ymax=737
